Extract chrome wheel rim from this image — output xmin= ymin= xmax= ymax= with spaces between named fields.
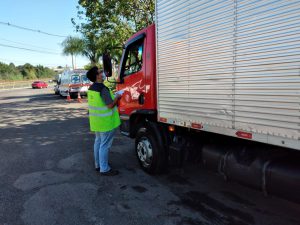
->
xmin=137 ymin=137 xmax=153 ymax=168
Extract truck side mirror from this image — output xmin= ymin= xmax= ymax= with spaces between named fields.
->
xmin=102 ymin=53 xmax=112 ymax=77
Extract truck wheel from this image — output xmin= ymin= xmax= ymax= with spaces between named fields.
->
xmin=135 ymin=124 xmax=166 ymax=174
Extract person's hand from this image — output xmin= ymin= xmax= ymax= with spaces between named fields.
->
xmin=115 ymin=90 xmax=124 ymax=99
xmin=115 ymin=90 xmax=124 ymax=95
xmin=116 ymin=93 xmax=122 ymax=99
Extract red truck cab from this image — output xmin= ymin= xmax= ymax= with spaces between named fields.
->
xmin=116 ymin=24 xmax=157 ymax=135
xmin=103 ymin=24 xmax=165 ymax=174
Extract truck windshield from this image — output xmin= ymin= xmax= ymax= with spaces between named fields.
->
xmin=71 ymin=75 xmax=80 ymax=84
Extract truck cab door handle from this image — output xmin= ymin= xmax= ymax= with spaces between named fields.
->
xmin=138 ymin=93 xmax=145 ymax=105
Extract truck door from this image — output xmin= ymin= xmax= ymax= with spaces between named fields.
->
xmin=118 ymin=34 xmax=145 ymax=115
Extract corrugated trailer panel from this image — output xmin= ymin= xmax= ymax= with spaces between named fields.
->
xmin=157 ymin=0 xmax=235 ymax=129
xmin=156 ymin=0 xmax=300 ymax=150
xmin=156 ymin=0 xmax=190 ymax=121
xmin=234 ymin=0 xmax=300 ymax=141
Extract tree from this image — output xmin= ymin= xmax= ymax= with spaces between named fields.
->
xmin=113 ymin=0 xmax=155 ymax=31
xmin=81 ymin=34 xmax=103 ymax=65
xmin=9 ymin=63 xmax=16 ymax=68
xmin=0 ymin=62 xmax=56 ymax=81
xmin=19 ymin=63 xmax=36 ymax=80
xmin=61 ymin=36 xmax=84 ymax=69
xmin=35 ymin=65 xmax=55 ymax=78
xmin=72 ymin=0 xmax=154 ymax=63
xmin=74 ymin=0 xmax=154 ymax=34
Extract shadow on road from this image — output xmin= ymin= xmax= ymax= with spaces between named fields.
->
xmin=1 ymin=91 xmax=300 ymax=225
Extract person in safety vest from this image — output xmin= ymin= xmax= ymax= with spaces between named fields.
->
xmin=86 ymin=66 xmax=122 ymax=176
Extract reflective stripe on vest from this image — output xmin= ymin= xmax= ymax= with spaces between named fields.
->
xmin=89 ymin=107 xmax=117 ymax=117
xmin=88 ymin=105 xmax=109 ymax=111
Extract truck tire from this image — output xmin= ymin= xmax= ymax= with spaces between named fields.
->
xmin=135 ymin=123 xmax=166 ymax=174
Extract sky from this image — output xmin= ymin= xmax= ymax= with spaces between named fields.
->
xmin=0 ymin=0 xmax=90 ymax=68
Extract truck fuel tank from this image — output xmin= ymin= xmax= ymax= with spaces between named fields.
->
xmin=201 ymin=143 xmax=300 ymax=203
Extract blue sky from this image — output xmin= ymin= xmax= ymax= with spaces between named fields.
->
xmin=0 ymin=0 xmax=89 ymax=68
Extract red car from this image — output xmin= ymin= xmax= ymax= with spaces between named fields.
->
xmin=32 ymin=81 xmax=48 ymax=89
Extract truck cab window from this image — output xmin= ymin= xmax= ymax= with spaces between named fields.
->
xmin=123 ymin=41 xmax=144 ymax=77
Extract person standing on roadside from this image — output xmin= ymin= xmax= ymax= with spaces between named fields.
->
xmin=86 ymin=66 xmax=121 ymax=176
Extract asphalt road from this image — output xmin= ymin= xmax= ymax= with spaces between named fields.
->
xmin=0 ymin=88 xmax=300 ymax=225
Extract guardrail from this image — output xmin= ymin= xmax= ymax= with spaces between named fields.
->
xmin=0 ymin=79 xmax=54 ymax=91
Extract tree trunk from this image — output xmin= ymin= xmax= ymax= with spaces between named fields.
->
xmin=71 ymin=54 xmax=74 ymax=70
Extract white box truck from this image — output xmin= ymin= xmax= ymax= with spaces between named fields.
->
xmin=103 ymin=0 xmax=300 ymax=202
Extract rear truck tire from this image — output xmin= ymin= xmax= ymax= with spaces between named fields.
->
xmin=135 ymin=122 xmax=166 ymax=174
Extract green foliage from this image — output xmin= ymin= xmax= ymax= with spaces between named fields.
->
xmin=19 ymin=63 xmax=36 ymax=80
xmin=81 ymin=35 xmax=103 ymax=64
xmin=61 ymin=34 xmax=104 ymax=66
xmin=83 ymin=63 xmax=102 ymax=71
xmin=114 ymin=0 xmax=155 ymax=31
xmin=0 ymin=62 xmax=22 ymax=80
xmin=61 ymin=36 xmax=85 ymax=69
xmin=72 ymin=0 xmax=154 ymax=64
xmin=74 ymin=0 xmax=154 ymax=34
xmin=61 ymin=1 xmax=154 ymax=69
xmin=83 ymin=63 xmax=116 ymax=91
xmin=61 ymin=36 xmax=84 ymax=56
xmin=35 ymin=65 xmax=56 ymax=78
xmin=0 ymin=61 xmax=56 ymax=81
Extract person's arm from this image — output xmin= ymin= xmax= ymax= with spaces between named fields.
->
xmin=101 ymin=87 xmax=121 ymax=109
xmin=107 ymin=95 xmax=121 ymax=109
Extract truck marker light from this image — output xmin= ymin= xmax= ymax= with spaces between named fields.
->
xmin=168 ymin=125 xmax=175 ymax=132
xmin=236 ymin=131 xmax=252 ymax=139
xmin=191 ymin=123 xmax=203 ymax=129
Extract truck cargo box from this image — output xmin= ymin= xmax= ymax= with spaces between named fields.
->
xmin=156 ymin=0 xmax=300 ymax=150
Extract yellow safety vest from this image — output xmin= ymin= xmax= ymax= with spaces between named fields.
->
xmin=88 ymin=89 xmax=120 ymax=132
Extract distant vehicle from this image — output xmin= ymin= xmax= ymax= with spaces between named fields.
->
xmin=31 ymin=81 xmax=48 ymax=89
xmin=53 ymin=84 xmax=59 ymax=95
xmin=53 ymin=74 xmax=62 ymax=95
xmin=58 ymin=70 xmax=91 ymax=97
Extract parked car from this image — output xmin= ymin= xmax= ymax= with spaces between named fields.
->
xmin=32 ymin=81 xmax=48 ymax=89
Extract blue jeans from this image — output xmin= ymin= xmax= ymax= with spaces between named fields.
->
xmin=94 ymin=129 xmax=116 ymax=172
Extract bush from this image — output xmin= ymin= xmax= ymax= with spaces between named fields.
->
xmin=0 ymin=62 xmax=22 ymax=80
